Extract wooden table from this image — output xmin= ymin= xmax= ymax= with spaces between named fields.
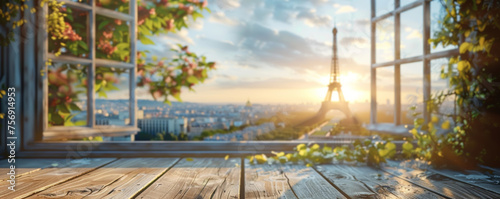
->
xmin=1 ymin=158 xmax=499 ymax=198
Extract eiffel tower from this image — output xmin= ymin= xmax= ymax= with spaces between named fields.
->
xmin=299 ymin=26 xmax=352 ymax=126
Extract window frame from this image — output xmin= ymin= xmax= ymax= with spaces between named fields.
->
xmin=16 ymin=0 xmax=453 ymax=158
xmin=38 ymin=0 xmax=139 ymax=140
xmin=369 ymin=0 xmax=458 ymax=131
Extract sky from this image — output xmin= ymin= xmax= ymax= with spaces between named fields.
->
xmin=109 ymin=0 xmax=453 ymax=105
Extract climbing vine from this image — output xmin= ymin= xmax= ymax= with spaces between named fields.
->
xmin=408 ymin=0 xmax=500 ymax=168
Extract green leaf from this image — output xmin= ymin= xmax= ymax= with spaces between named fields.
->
xmin=187 ymin=76 xmax=199 ymax=84
xmin=139 ymin=35 xmax=155 ymax=45
xmin=57 ymin=104 xmax=70 ymax=113
xmin=78 ymin=41 xmax=88 ymax=51
xmin=69 ymin=103 xmax=82 ymax=111
xmin=186 ymin=158 xmax=193 ymax=161
xmin=98 ymin=20 xmax=110 ymax=30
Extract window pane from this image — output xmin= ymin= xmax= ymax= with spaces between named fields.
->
xmin=400 ymin=0 xmax=418 ymax=7
xmin=376 ymin=0 xmax=394 ymax=16
xmin=97 ymin=0 xmax=128 ymax=13
xmin=376 ymin=17 xmax=394 ymax=63
xmin=401 ymin=6 xmax=423 ymax=58
xmin=431 ymin=58 xmax=455 ymax=116
xmin=431 ymin=0 xmax=458 ymax=53
xmin=95 ymin=67 xmax=130 ymax=126
xmin=95 ymin=15 xmax=130 ymax=63
xmin=376 ymin=66 xmax=394 ymax=123
xmin=401 ymin=62 xmax=423 ymax=125
xmin=48 ymin=63 xmax=88 ymax=127
xmin=49 ymin=6 xmax=89 ymax=58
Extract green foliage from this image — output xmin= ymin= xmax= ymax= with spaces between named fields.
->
xmin=248 ymin=140 xmax=397 ymax=167
xmin=39 ymin=0 xmax=216 ymax=129
xmin=413 ymin=0 xmax=500 ymax=167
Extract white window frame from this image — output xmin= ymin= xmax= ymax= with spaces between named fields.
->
xmin=36 ymin=0 xmax=139 ymax=140
xmin=369 ymin=0 xmax=458 ymax=132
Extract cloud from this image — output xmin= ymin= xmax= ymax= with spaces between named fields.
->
xmin=214 ymin=0 xmax=241 ymax=10
xmin=216 ymin=78 xmax=323 ymax=89
xmin=187 ymin=18 xmax=204 ymax=30
xmin=340 ymin=37 xmax=368 ymax=48
xmin=297 ymin=9 xmax=332 ymax=27
xmin=334 ymin=4 xmax=357 ymax=14
xmin=406 ymin=29 xmax=423 ymax=39
xmin=209 ymin=12 xmax=239 ymax=26
xmin=199 ymin=36 xmax=239 ymax=52
xmin=161 ymin=29 xmax=194 ymax=44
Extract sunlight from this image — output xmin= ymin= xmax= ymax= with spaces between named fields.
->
xmin=313 ymin=72 xmax=367 ymax=102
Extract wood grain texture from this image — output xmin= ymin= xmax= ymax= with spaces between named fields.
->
xmin=0 ymin=159 xmax=71 ymax=181
xmin=245 ymin=164 xmax=297 ymax=199
xmin=31 ymin=158 xmax=178 ymax=199
xmin=431 ymin=168 xmax=500 ymax=195
xmin=136 ymin=158 xmax=240 ymax=199
xmin=383 ymin=166 xmax=500 ymax=199
xmin=0 ymin=158 xmax=115 ymax=199
xmin=245 ymin=162 xmax=346 ymax=199
xmin=316 ymin=165 xmax=444 ymax=199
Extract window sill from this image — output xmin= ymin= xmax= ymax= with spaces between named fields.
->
xmin=43 ymin=126 xmax=140 ymax=141
xmin=366 ymin=123 xmax=412 ymax=135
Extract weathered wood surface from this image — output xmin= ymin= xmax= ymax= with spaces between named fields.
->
xmin=136 ymin=158 xmax=240 ymax=199
xmin=0 ymin=159 xmax=72 ymax=181
xmin=316 ymin=164 xmax=444 ymax=199
xmin=0 ymin=158 xmax=115 ymax=199
xmin=431 ymin=168 xmax=500 ymax=195
xmin=245 ymin=162 xmax=346 ymax=199
xmin=1 ymin=157 xmax=499 ymax=199
xmin=32 ymin=158 xmax=178 ymax=199
xmin=383 ymin=166 xmax=500 ymax=198
xmin=245 ymin=164 xmax=297 ymax=199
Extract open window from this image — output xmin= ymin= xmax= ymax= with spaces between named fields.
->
xmin=369 ymin=0 xmax=458 ymax=133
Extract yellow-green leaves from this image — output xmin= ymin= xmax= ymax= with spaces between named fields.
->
xmin=402 ymin=141 xmax=414 ymax=157
xmin=460 ymin=42 xmax=472 ymax=54
xmin=254 ymin=154 xmax=267 ymax=164
xmin=457 ymin=60 xmax=470 ymax=72
xmin=441 ymin=120 xmax=451 ymax=130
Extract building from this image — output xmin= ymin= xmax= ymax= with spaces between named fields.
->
xmin=138 ymin=118 xmax=188 ymax=135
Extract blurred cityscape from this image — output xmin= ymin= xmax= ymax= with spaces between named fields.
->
xmin=67 ymin=98 xmax=450 ymax=141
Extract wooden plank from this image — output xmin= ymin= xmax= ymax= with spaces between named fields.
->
xmin=0 ymin=158 xmax=115 ymax=199
xmin=246 ymin=163 xmax=346 ymax=199
xmin=430 ymin=169 xmax=500 ymax=195
xmin=245 ymin=164 xmax=297 ymax=199
xmin=136 ymin=158 xmax=240 ymax=199
xmin=0 ymin=159 xmax=72 ymax=181
xmin=383 ymin=166 xmax=500 ymax=198
xmin=316 ymin=165 xmax=444 ymax=199
xmin=32 ymin=158 xmax=178 ymax=198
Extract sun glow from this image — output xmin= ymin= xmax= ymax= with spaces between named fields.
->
xmin=313 ymin=72 xmax=367 ymax=103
